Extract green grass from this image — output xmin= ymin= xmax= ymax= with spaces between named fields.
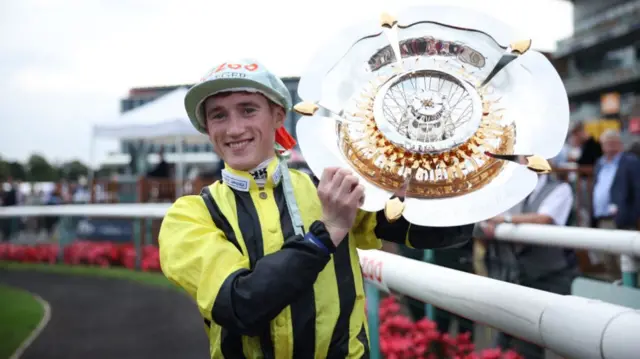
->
xmin=0 ymin=262 xmax=178 ymax=291
xmin=0 ymin=284 xmax=45 ymax=359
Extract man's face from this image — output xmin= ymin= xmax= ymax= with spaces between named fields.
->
xmin=568 ymin=133 xmax=579 ymax=147
xmin=601 ymin=136 xmax=622 ymax=156
xmin=204 ymin=92 xmax=284 ymax=171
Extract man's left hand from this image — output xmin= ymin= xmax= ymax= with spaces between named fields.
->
xmin=479 ymin=216 xmax=505 ymax=239
xmin=480 ymin=221 xmax=497 ymax=239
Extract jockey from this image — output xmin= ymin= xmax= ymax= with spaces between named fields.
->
xmin=159 ymin=58 xmax=473 ymax=359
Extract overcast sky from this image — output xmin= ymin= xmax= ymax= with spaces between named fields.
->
xmin=0 ymin=0 xmax=573 ymax=167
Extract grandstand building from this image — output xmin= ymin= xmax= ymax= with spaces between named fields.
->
xmin=553 ymin=0 xmax=640 ymax=141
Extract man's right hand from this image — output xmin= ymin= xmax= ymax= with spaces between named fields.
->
xmin=317 ymin=167 xmax=365 ymax=247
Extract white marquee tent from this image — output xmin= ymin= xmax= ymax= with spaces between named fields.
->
xmin=89 ymin=87 xmax=206 ymax=197
xmin=92 ymin=87 xmax=200 ymax=139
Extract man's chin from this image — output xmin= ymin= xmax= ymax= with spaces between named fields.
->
xmin=224 ymin=156 xmax=260 ymax=172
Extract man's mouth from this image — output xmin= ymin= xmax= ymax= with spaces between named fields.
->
xmin=226 ymin=138 xmax=254 ymax=150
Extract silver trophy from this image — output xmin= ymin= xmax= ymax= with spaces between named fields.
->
xmin=294 ymin=6 xmax=569 ymax=227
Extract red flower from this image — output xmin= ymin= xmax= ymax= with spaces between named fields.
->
xmin=376 ymin=296 xmax=522 ymax=359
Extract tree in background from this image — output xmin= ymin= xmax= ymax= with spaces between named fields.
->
xmin=58 ymin=160 xmax=90 ymax=181
xmin=0 ymin=154 xmax=89 ymax=182
xmin=7 ymin=162 xmax=27 ymax=181
xmin=0 ymin=157 xmax=9 ymax=181
xmin=27 ymin=154 xmax=58 ymax=182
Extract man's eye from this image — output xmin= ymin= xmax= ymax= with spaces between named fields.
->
xmin=244 ymin=107 xmax=257 ymax=115
xmin=210 ymin=113 xmax=225 ymax=121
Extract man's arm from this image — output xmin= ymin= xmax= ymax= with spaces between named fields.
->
xmin=351 ymin=208 xmax=474 ymax=250
xmin=159 ymin=196 xmax=334 ymax=336
xmin=493 ymin=213 xmax=554 ymax=225
xmin=488 ymin=182 xmax=574 ymax=228
xmin=626 ymin=156 xmax=640 ymax=226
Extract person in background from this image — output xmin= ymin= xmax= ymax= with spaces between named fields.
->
xmin=72 ymin=177 xmax=91 ymax=203
xmin=1 ymin=179 xmax=18 ymax=241
xmin=568 ymin=121 xmax=602 ymax=167
xmin=591 ymin=129 xmax=640 ymax=277
xmin=628 ymin=140 xmax=640 ymax=159
xmin=147 ymin=149 xmax=171 ymax=178
xmin=475 ymin=161 xmax=578 ymax=359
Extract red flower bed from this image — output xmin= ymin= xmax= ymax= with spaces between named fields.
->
xmin=376 ymin=296 xmax=523 ymax=359
xmin=0 ymin=241 xmax=161 ymax=272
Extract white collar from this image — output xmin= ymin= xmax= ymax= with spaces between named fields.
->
xmin=221 ymin=160 xmax=282 ymax=192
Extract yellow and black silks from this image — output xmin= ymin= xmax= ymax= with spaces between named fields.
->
xmin=159 ymin=158 xmax=472 ymax=359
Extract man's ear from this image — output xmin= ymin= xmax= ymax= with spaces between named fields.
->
xmin=272 ymin=106 xmax=286 ymax=128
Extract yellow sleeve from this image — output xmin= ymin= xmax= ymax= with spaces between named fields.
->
xmin=350 ymin=210 xmax=383 ymax=250
xmin=159 ymin=195 xmax=249 ymax=322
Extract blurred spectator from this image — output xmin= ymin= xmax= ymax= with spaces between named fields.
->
xmin=24 ymin=186 xmax=42 ymax=206
xmin=23 ymin=186 xmax=43 ymax=235
xmin=569 ymin=121 xmax=602 ymax=167
xmin=475 ymin=169 xmax=578 ymax=359
xmin=1 ymin=179 xmax=18 ymax=241
xmin=147 ymin=149 xmax=171 ymax=178
xmin=591 ymin=130 xmax=640 ymax=277
xmin=43 ymin=187 xmax=64 ymax=236
xmin=553 ymin=128 xmax=582 ymax=170
xmin=628 ymin=140 xmax=640 ymax=158
xmin=72 ymin=177 xmax=91 ymax=203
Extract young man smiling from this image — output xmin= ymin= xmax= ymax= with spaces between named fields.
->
xmin=159 ymin=59 xmax=473 ymax=359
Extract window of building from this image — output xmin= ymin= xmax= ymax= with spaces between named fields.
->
xmin=574 ymin=45 xmax=636 ymax=75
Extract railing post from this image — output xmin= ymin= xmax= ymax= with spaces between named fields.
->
xmin=133 ymin=219 xmax=142 ymax=270
xmin=365 ymin=282 xmax=381 ymax=359
xmin=423 ymin=249 xmax=435 ymax=320
xmin=620 ymin=254 xmax=638 ymax=288
xmin=145 ymin=218 xmax=153 ymax=246
xmin=56 ymin=217 xmax=72 ymax=264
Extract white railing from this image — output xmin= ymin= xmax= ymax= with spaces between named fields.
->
xmin=0 ymin=204 xmax=169 ymax=219
xmin=1 ymin=204 xmax=640 ymax=359
xmin=495 ymin=223 xmax=640 ymax=257
xmin=359 ymin=250 xmax=640 ymax=359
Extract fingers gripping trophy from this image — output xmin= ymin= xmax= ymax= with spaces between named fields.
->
xmin=295 ymin=6 xmax=570 ymax=227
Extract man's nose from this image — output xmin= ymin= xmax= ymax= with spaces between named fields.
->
xmin=225 ymin=115 xmax=245 ymax=136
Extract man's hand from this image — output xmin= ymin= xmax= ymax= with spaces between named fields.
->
xmin=479 ymin=221 xmax=497 ymax=239
xmin=317 ymin=167 xmax=365 ymax=247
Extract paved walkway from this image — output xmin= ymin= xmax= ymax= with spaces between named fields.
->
xmin=0 ymin=270 xmax=209 ymax=359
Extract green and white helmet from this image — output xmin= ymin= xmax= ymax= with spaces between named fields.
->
xmin=184 ymin=59 xmax=293 ymax=135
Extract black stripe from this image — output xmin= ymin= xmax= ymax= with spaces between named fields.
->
xmin=356 ymin=323 xmax=370 ymax=359
xmin=221 ymin=329 xmax=244 ymax=359
xmin=274 ymin=185 xmax=316 ymax=359
xmin=233 ymin=191 xmax=275 ymax=359
xmin=327 ymin=237 xmax=356 ymax=358
xmin=199 ymin=187 xmax=245 ymax=359
xmin=200 ymin=187 xmax=243 ymax=254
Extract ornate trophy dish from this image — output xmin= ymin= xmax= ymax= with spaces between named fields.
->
xmin=295 ymin=6 xmax=569 ymax=227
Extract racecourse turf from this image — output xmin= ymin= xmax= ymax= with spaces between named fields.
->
xmin=0 ymin=262 xmax=177 ymax=290
xmin=0 ymin=284 xmax=45 ymax=359
xmin=0 ymin=262 xmax=208 ymax=359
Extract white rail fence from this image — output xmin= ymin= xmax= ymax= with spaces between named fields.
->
xmin=1 ymin=204 xmax=639 ymax=359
